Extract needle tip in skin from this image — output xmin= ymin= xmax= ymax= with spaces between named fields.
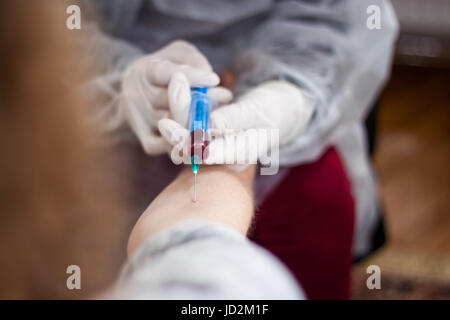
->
xmin=193 ymin=172 xmax=197 ymax=202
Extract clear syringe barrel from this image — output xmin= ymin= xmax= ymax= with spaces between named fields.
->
xmin=189 ymin=87 xmax=212 ymax=173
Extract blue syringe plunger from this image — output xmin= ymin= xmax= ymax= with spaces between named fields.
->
xmin=189 ymin=86 xmax=212 ymax=174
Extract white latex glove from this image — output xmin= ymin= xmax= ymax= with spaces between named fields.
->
xmin=158 ymin=80 xmax=313 ymax=167
xmin=120 ymin=40 xmax=232 ymax=155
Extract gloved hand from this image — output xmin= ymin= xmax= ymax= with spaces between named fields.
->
xmin=158 ymin=79 xmax=313 ymax=166
xmin=120 ymin=40 xmax=232 ymax=155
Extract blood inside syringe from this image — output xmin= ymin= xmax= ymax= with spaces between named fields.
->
xmin=190 ymin=129 xmax=210 ymax=173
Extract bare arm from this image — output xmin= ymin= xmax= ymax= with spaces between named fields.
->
xmin=127 ymin=165 xmax=256 ymax=256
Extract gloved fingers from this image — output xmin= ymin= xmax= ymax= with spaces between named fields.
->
xmin=208 ymin=87 xmax=233 ymax=106
xmin=158 ymin=118 xmax=191 ymax=164
xmin=211 ymin=101 xmax=267 ymax=132
xmin=158 ymin=119 xmax=270 ymax=166
xmin=146 ymin=82 xmax=232 ymax=114
xmin=142 ymin=134 xmax=171 ymax=156
xmin=203 ymin=129 xmax=260 ymax=165
xmin=159 ymin=117 xmax=224 ymax=164
xmin=122 ymin=67 xmax=170 ymax=112
xmin=158 ymin=118 xmax=189 ymax=147
xmin=168 ymin=72 xmax=234 ymax=128
xmin=128 ymin=108 xmax=169 ymax=155
xmin=146 ymin=59 xmax=219 ymax=87
xmin=168 ymin=72 xmax=191 ymax=127
xmin=157 ymin=40 xmax=213 ymax=72
xmin=122 ymin=88 xmax=169 ymax=126
xmin=151 ymin=108 xmax=171 ymax=127
xmin=122 ymin=89 xmax=169 ymax=152
xmin=152 ymin=87 xmax=170 ymax=109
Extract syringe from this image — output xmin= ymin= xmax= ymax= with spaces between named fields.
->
xmin=189 ymin=87 xmax=212 ymax=202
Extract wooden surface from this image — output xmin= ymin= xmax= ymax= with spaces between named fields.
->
xmin=375 ymin=65 xmax=450 ymax=253
xmin=352 ymin=66 xmax=450 ymax=299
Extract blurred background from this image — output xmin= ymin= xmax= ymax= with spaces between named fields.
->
xmin=352 ymin=0 xmax=450 ymax=299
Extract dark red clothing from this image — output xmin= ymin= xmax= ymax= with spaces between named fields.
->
xmin=250 ymin=147 xmax=355 ymax=299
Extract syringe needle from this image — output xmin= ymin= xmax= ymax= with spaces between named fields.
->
xmin=193 ymin=172 xmax=197 ymax=202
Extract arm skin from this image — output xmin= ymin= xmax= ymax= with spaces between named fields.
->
xmin=127 ymin=165 xmax=256 ymax=257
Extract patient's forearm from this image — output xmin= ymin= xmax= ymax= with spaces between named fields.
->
xmin=127 ymin=165 xmax=256 ymax=256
